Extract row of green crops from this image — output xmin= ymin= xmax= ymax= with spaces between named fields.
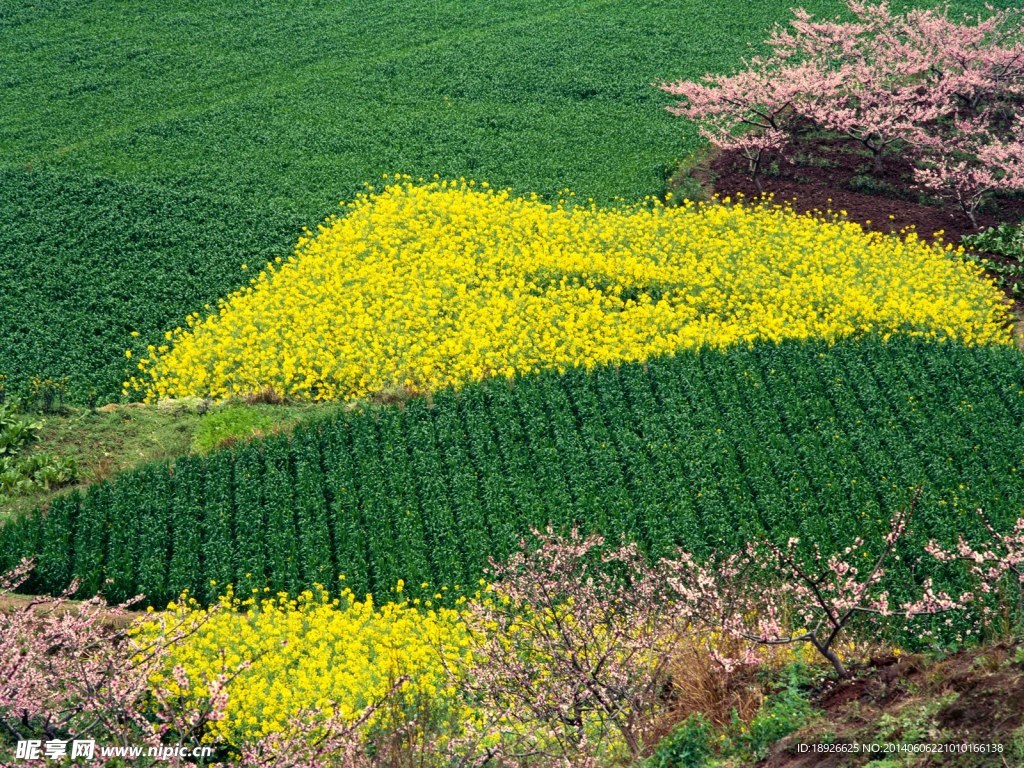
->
xmin=0 ymin=168 xmax=304 ymax=404
xmin=2 ymin=0 xmax=1015 ymax=401
xmin=2 ymin=336 xmax=1023 ymax=608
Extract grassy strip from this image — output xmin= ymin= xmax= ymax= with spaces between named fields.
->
xmin=0 ymin=399 xmax=344 ymax=522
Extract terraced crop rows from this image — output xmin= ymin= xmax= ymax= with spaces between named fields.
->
xmin=4 ymin=337 xmax=1022 ymax=608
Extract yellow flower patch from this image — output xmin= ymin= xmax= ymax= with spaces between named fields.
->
xmin=130 ymin=178 xmax=1011 ymax=402
xmin=137 ymin=586 xmax=474 ymax=746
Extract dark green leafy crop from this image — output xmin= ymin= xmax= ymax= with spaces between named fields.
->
xmin=2 ymin=0 xmax=1012 ymax=401
xmin=3 ymin=337 xmax=1023 ymax=613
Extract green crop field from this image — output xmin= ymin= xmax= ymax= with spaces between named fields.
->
xmin=5 ymin=1 xmax=1024 ymax=760
xmin=4 ymin=337 xmax=1022 ymax=609
xmin=1 ymin=0 xmax=1013 ymax=403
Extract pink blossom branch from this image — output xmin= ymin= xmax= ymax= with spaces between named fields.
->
xmin=658 ymin=1 xmax=1024 ymax=186
xmin=457 ymin=527 xmax=678 ymax=763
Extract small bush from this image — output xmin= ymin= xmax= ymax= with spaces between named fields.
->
xmin=735 ymin=665 xmax=817 ymax=759
xmin=963 ymin=222 xmax=1024 ymax=259
xmin=0 ymin=401 xmax=76 ymax=497
xmin=190 ymin=405 xmax=276 ymax=455
xmin=646 ymin=714 xmax=715 ymax=768
xmin=872 ymin=692 xmax=957 ymax=746
xmin=0 ymin=402 xmax=42 ymax=457
xmin=241 ymin=386 xmax=285 ymax=405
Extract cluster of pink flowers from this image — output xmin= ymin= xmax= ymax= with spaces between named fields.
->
xmin=658 ymin=1 xmax=1024 ymax=225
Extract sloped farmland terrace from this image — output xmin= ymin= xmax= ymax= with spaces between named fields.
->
xmin=0 ymin=0 xmax=1014 ymax=401
xmin=3 ymin=337 xmax=1022 ymax=612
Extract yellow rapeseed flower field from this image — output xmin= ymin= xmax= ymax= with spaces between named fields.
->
xmin=136 ymin=585 xmax=844 ymax=750
xmin=128 ymin=177 xmax=1011 ymax=402
xmin=138 ymin=585 xmax=475 ymax=746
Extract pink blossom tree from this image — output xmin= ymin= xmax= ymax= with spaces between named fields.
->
xmin=658 ymin=1 xmax=1024 ymax=191
xmin=913 ymin=118 xmax=1024 ymax=228
xmin=665 ymin=491 xmax=970 ymax=678
xmin=892 ymin=4 xmax=1024 ymax=114
xmin=767 ymin=2 xmax=952 ymax=174
xmin=457 ymin=527 xmax=678 ymax=764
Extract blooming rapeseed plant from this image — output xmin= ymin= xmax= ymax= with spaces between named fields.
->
xmin=137 ymin=585 xmax=475 ymax=746
xmin=129 ymin=178 xmax=1012 ymax=402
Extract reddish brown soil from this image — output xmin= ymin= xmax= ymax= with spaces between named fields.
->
xmin=673 ymin=138 xmax=1024 ymax=312
xmin=759 ymin=641 xmax=1024 ymax=768
xmin=698 ymin=137 xmax=1024 ymax=244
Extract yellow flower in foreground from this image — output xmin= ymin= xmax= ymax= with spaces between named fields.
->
xmin=131 ymin=179 xmax=1012 ymax=402
xmin=137 ymin=585 xmax=475 ymax=745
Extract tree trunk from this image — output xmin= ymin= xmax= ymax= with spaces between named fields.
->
xmin=872 ymin=149 xmax=884 ymax=175
xmin=812 ymin=637 xmax=848 ymax=678
xmin=961 ymin=201 xmax=978 ymax=230
xmin=750 ymin=149 xmax=764 ymax=194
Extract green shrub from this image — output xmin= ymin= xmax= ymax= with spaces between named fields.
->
xmin=646 ymin=714 xmax=715 ymax=768
xmin=0 ymin=401 xmax=76 ymax=498
xmin=0 ymin=454 xmax=78 ymax=497
xmin=0 ymin=402 xmax=42 ymax=456
xmin=190 ymin=406 xmax=276 ymax=455
xmin=735 ymin=665 xmax=817 ymax=760
xmin=962 ymin=223 xmax=1024 ymax=297
xmin=963 ymin=222 xmax=1024 ymax=259
xmin=20 ymin=453 xmax=77 ymax=489
xmin=871 ymin=692 xmax=958 ymax=758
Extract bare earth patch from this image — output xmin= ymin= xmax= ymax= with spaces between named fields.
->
xmin=760 ymin=641 xmax=1024 ymax=767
